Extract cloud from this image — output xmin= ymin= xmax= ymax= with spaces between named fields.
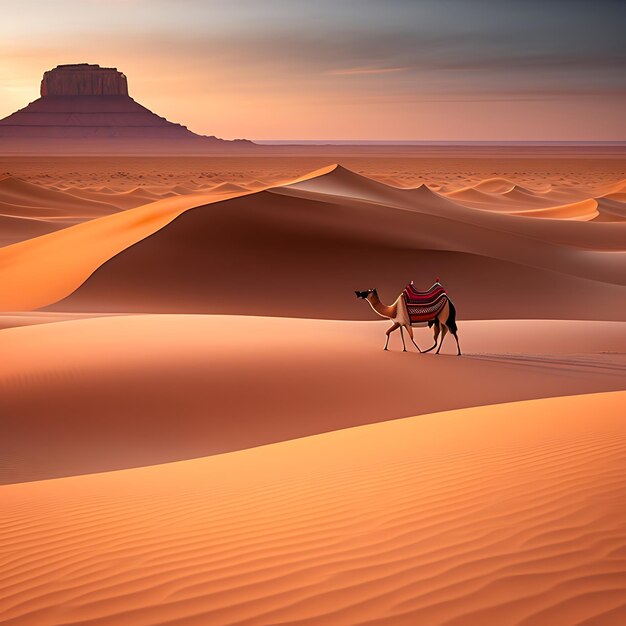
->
xmin=2 ymin=0 xmax=625 ymax=139
xmin=328 ymin=67 xmax=411 ymax=76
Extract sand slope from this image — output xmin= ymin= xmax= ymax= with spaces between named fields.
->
xmin=1 ymin=391 xmax=625 ymax=626
xmin=0 ymin=176 xmax=124 ymax=246
xmin=0 ymin=187 xmax=252 ymax=311
xmin=1 ymin=164 xmax=624 ymax=318
xmin=0 ymin=214 xmax=76 ymax=247
xmin=595 ymin=198 xmax=626 ymax=222
xmin=0 ymin=176 xmax=118 ymax=216
xmin=1 ymin=314 xmax=624 ymax=483
xmin=52 ymin=165 xmax=626 ymax=319
xmin=281 ymin=169 xmax=626 ymax=253
xmin=514 ymin=198 xmax=599 ymax=220
xmin=62 ymin=185 xmax=162 ymax=210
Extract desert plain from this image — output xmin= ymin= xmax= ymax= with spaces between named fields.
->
xmin=1 ymin=149 xmax=625 ymax=625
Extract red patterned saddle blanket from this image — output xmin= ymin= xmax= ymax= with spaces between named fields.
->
xmin=403 ymin=280 xmax=448 ymax=324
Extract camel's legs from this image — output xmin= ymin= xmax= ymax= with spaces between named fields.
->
xmin=422 ymin=321 xmax=440 ymax=353
xmin=384 ymin=322 xmax=400 ymax=351
xmin=452 ymin=331 xmax=462 ymax=356
xmin=405 ymin=325 xmax=422 ymax=353
xmin=436 ymin=325 xmax=449 ymax=354
xmin=399 ymin=326 xmax=407 ymax=352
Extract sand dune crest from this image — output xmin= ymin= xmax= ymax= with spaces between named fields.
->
xmin=0 ymin=190 xmax=240 ymax=310
xmin=284 ymin=163 xmax=402 ymax=202
xmin=514 ymin=198 xmax=599 ymax=220
xmin=469 ymin=177 xmax=518 ymax=194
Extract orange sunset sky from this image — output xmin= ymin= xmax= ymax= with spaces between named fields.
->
xmin=3 ymin=0 xmax=626 ymax=141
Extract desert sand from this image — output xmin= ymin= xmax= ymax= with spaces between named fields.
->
xmin=1 ymin=392 xmax=625 ymax=625
xmin=1 ymin=314 xmax=624 ymax=484
xmin=1 ymin=152 xmax=625 ymax=625
xmin=1 ymin=162 xmax=625 ymax=319
xmin=1 ymin=154 xmax=625 ymax=248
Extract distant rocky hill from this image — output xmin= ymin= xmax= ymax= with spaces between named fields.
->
xmin=0 ymin=63 xmax=255 ymax=153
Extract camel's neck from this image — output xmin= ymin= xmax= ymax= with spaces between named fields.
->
xmin=366 ymin=294 xmax=396 ymax=319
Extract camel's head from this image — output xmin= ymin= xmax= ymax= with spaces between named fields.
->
xmin=355 ymin=288 xmax=377 ymax=300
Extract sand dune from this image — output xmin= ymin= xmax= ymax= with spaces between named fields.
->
xmin=0 ymin=214 xmax=76 ymax=247
xmin=0 ymin=172 xmax=242 ymax=246
xmin=0 ymin=310 xmax=118 ymax=330
xmin=514 ymin=198 xmax=599 ymax=220
xmin=594 ymin=178 xmax=626 ymax=196
xmin=63 ymin=185 xmax=160 ymax=210
xmin=49 ymin=165 xmax=626 ymax=318
xmin=446 ymin=183 xmax=585 ymax=213
xmin=452 ymin=177 xmax=541 ymax=196
xmin=2 ymin=153 xmax=623 ymax=197
xmin=472 ymin=177 xmax=519 ymax=193
xmin=281 ymin=167 xmax=626 ymax=251
xmin=170 ymin=184 xmax=195 ymax=194
xmin=1 ymin=164 xmax=624 ymax=317
xmin=0 ymin=187 xmax=252 ymax=311
xmin=1 ymin=158 xmax=622 ymax=247
xmin=245 ymin=179 xmax=269 ymax=189
xmin=0 ymin=175 xmax=118 ymax=215
xmin=501 ymin=185 xmax=558 ymax=206
xmin=285 ymin=163 xmax=408 ymax=203
xmin=1 ymin=314 xmax=624 ymax=483
xmin=1 ymin=391 xmax=625 ymax=625
xmin=595 ymin=198 xmax=626 ymax=222
xmin=0 ymin=176 xmax=121 ymax=245
xmin=603 ymin=192 xmax=626 ymax=203
xmin=0 ymin=179 xmax=203 ymax=246
xmin=211 ymin=181 xmax=250 ymax=193
xmin=0 ymin=199 xmax=89 ymax=219
xmin=445 ymin=186 xmax=502 ymax=205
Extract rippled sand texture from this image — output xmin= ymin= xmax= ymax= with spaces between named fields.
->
xmin=2 ymin=392 xmax=625 ymax=626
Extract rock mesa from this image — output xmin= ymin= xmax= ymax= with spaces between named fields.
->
xmin=0 ymin=63 xmax=253 ymax=153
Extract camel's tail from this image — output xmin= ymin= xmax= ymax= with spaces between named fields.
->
xmin=447 ymin=299 xmax=458 ymax=334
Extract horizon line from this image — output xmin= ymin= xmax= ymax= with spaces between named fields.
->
xmin=253 ymin=140 xmax=626 ymax=146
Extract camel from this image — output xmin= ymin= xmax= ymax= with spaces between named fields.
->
xmin=354 ymin=285 xmax=461 ymax=355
